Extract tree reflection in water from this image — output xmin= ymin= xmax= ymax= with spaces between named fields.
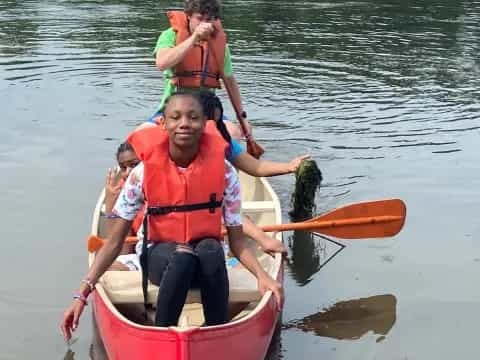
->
xmin=283 ymin=294 xmax=397 ymax=342
xmin=287 ymin=231 xmax=345 ymax=286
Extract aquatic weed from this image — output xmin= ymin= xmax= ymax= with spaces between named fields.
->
xmin=289 ymin=159 xmax=322 ymax=221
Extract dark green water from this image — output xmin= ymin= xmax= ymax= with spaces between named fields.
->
xmin=1 ymin=0 xmax=479 ymax=359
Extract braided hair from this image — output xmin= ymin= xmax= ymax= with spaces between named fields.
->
xmin=116 ymin=141 xmax=134 ymax=160
xmin=199 ymin=91 xmax=232 ymax=145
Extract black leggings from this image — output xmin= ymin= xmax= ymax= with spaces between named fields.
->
xmin=147 ymin=238 xmax=229 ymax=327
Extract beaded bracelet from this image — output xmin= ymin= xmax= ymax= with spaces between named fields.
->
xmin=73 ymin=291 xmax=88 ymax=306
xmin=81 ymin=278 xmax=95 ymax=292
xmin=102 ymin=212 xmax=120 ymax=219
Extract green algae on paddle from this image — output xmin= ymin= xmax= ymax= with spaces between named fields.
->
xmin=289 ymin=159 xmax=323 ymax=221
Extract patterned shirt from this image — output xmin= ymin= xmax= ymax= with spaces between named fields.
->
xmin=113 ymin=160 xmax=242 ymax=227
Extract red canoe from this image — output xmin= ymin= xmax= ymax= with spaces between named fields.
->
xmin=88 ymin=173 xmax=284 ymax=360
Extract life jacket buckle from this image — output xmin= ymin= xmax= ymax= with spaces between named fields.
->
xmin=209 ymin=193 xmax=218 ymax=213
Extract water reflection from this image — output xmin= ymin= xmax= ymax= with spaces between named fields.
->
xmin=63 ymin=349 xmax=76 ymax=360
xmin=287 ymin=231 xmax=321 ymax=286
xmin=89 ymin=315 xmax=109 ymax=360
xmin=86 ymin=295 xmax=395 ymax=359
xmin=264 ymin=316 xmax=284 ymax=360
xmin=283 ymin=294 xmax=397 ymax=341
xmin=287 ymin=231 xmax=345 ymax=286
xmin=1 ymin=0 xmax=480 ymax=359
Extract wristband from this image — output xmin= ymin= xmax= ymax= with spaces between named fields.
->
xmin=81 ymin=278 xmax=95 ymax=292
xmin=102 ymin=212 xmax=119 ymax=219
xmin=73 ymin=291 xmax=88 ymax=306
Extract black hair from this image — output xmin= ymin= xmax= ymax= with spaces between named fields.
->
xmin=199 ymin=91 xmax=232 ymax=145
xmin=184 ymin=0 xmax=221 ymax=19
xmin=116 ymin=141 xmax=134 ymax=159
xmin=164 ymin=91 xmax=232 ymax=146
xmin=164 ymin=91 xmax=204 ymax=113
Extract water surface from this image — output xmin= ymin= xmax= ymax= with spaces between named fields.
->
xmin=1 ymin=0 xmax=479 ymax=359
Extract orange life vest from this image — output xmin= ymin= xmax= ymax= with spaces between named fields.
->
xmin=167 ymin=10 xmax=226 ymax=89
xmin=128 ymin=123 xmax=227 ymax=243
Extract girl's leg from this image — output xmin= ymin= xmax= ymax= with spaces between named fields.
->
xmin=148 ymin=242 xmax=197 ymax=327
xmin=194 ymin=238 xmax=229 ymax=325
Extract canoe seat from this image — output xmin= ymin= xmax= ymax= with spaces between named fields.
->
xmin=99 ymin=266 xmax=262 ymax=305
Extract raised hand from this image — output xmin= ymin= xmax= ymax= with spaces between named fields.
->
xmin=104 ymin=168 xmax=123 ymax=212
xmin=287 ymin=153 xmax=311 ymax=173
xmin=193 ymin=22 xmax=214 ymax=42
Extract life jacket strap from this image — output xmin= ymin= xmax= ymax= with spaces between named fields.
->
xmin=170 ymin=70 xmax=220 ymax=80
xmin=140 ymin=216 xmax=152 ymax=320
xmin=147 ymin=193 xmax=223 ymax=215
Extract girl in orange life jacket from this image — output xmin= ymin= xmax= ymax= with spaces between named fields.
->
xmin=60 ymin=93 xmax=283 ymax=339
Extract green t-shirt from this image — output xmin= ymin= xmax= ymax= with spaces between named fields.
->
xmin=153 ymin=27 xmax=233 ymax=111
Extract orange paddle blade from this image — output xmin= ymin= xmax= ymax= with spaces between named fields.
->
xmin=87 ymin=234 xmax=137 ymax=253
xmin=87 ymin=235 xmax=103 ymax=253
xmin=260 ymin=199 xmax=406 ymax=239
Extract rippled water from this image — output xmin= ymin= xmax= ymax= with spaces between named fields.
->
xmin=1 ymin=0 xmax=479 ymax=359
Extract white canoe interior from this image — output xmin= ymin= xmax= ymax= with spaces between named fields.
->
xmin=89 ymin=172 xmax=283 ymax=327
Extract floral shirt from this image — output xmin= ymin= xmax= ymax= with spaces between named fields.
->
xmin=113 ymin=160 xmax=242 ymax=227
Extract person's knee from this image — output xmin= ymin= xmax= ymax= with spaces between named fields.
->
xmin=172 ymin=247 xmax=196 ymax=268
xmin=195 ymin=239 xmax=225 ymax=276
xmin=195 ymin=238 xmax=222 ymax=252
xmin=147 ymin=243 xmax=196 ymax=284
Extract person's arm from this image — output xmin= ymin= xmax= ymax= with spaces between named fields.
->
xmin=155 ymin=23 xmax=214 ymax=70
xmin=222 ymin=74 xmax=251 ymax=133
xmin=232 ymin=152 xmax=310 ymax=177
xmin=222 ymin=161 xmax=283 ymax=310
xmin=242 ymin=215 xmax=286 ymax=255
xmin=227 ymin=225 xmax=283 ymax=311
xmin=60 ymin=165 xmax=145 ymax=341
xmin=61 ymin=218 xmax=132 ymax=341
xmin=86 ymin=219 xmax=132 ymax=283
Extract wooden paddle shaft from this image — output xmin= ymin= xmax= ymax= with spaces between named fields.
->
xmin=207 ymin=40 xmax=251 ymax=137
xmin=259 ymin=215 xmax=404 ymax=233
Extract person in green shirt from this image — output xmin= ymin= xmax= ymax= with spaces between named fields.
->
xmin=148 ymin=0 xmax=250 ymax=139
